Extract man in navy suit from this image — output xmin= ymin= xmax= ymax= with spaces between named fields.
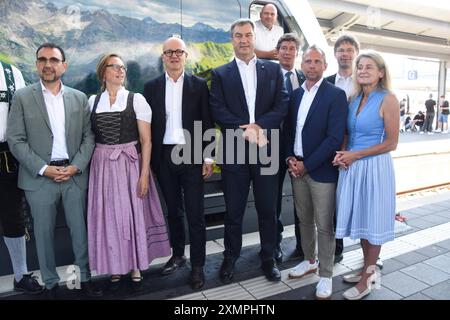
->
xmin=210 ymin=19 xmax=289 ymax=284
xmin=325 ymin=34 xmax=359 ymax=100
xmin=284 ymin=45 xmax=348 ymax=299
xmin=275 ymin=33 xmax=306 ymax=263
xmin=325 ymin=34 xmax=359 ymax=264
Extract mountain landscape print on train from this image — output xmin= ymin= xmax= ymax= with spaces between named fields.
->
xmin=0 ymin=0 xmax=235 ymax=94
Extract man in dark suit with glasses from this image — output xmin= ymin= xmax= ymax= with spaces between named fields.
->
xmin=143 ymin=36 xmax=214 ymax=290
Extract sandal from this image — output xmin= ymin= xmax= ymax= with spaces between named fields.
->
xmin=130 ymin=270 xmax=142 ymax=282
xmin=131 ymin=276 xmax=143 ymax=282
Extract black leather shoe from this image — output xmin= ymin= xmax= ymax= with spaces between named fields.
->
xmin=80 ymin=281 xmax=103 ymax=298
xmin=261 ymin=260 xmax=281 ymax=282
xmin=190 ymin=266 xmax=205 ymax=290
xmin=219 ymin=258 xmax=236 ymax=284
xmin=130 ymin=276 xmax=144 ymax=292
xmin=334 ymin=253 xmax=344 ymax=264
xmin=287 ymin=248 xmax=305 ymax=262
xmin=274 ymin=246 xmax=284 ymax=264
xmin=108 ymin=275 xmax=122 ymax=291
xmin=44 ymin=285 xmax=59 ymax=300
xmin=160 ymin=255 xmax=187 ymax=275
xmin=13 ymin=273 xmax=44 ymax=295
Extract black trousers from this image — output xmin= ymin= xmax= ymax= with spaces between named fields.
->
xmin=221 ymin=163 xmax=278 ymax=262
xmin=334 ymin=213 xmax=343 ymax=255
xmin=276 ymin=158 xmax=303 ymax=253
xmin=155 ymin=145 xmax=206 ymax=267
xmin=0 ymin=144 xmax=25 ymax=238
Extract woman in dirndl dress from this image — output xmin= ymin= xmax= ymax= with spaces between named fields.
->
xmin=87 ymin=53 xmax=170 ymax=290
xmin=333 ymin=50 xmax=399 ymax=300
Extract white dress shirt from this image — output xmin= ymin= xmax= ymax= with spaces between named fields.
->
xmin=164 ymin=72 xmax=186 ymax=145
xmin=88 ymin=87 xmax=152 ymax=123
xmin=281 ymin=67 xmax=300 ymax=91
xmin=254 ymin=20 xmax=284 ymax=52
xmin=0 ymin=63 xmax=26 ymax=142
xmin=42 ymin=81 xmax=69 ymax=160
xmin=294 ymin=78 xmax=324 ymax=157
xmin=235 ymin=56 xmax=257 ymax=124
xmin=39 ymin=80 xmax=69 ymax=175
xmin=334 ymin=73 xmax=353 ymax=99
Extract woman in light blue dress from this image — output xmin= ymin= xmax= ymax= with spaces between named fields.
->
xmin=333 ymin=50 xmax=399 ymax=300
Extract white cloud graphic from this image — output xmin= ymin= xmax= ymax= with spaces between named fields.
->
xmin=54 ymin=0 xmax=243 ymax=30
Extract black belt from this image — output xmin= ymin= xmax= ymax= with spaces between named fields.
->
xmin=49 ymin=159 xmax=69 ymax=166
xmin=162 ymin=144 xmax=183 ymax=152
xmin=295 ymin=156 xmax=304 ymax=161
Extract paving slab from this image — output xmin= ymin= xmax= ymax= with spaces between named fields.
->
xmin=421 ymin=280 xmax=450 ymax=300
xmin=381 ymin=271 xmax=429 ymax=297
xmin=403 ymin=293 xmax=433 ymax=300
xmin=393 ymin=251 xmax=429 ymax=266
xmin=423 ymin=254 xmax=450 ymax=274
xmin=400 ymin=263 xmax=450 ymax=286
xmin=413 ymin=245 xmax=449 ymax=258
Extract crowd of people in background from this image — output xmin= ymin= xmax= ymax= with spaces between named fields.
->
xmin=400 ymin=94 xmax=449 ymax=134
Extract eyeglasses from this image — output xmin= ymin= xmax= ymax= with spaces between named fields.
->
xmin=37 ymin=57 xmax=63 ymax=65
xmin=163 ymin=49 xmax=185 ymax=57
xmin=106 ymin=64 xmax=127 ymax=72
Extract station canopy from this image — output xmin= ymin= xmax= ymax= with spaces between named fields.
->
xmin=309 ymin=0 xmax=450 ymax=61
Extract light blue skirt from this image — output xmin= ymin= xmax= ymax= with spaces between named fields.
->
xmin=335 ymin=153 xmax=396 ymax=245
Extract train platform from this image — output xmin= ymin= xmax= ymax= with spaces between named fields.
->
xmin=1 ymin=185 xmax=450 ymax=301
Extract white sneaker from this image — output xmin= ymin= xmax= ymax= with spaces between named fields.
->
xmin=428 ymin=132 xmax=434 ymax=135
xmin=443 ymin=130 xmax=448 ymax=134
xmin=288 ymin=260 xmax=318 ymax=279
xmin=419 ymin=131 xmax=424 ymax=134
xmin=316 ymin=277 xmax=332 ymax=299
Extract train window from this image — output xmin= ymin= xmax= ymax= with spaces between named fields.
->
xmin=249 ymin=1 xmax=308 ymax=66
xmin=250 ymin=2 xmax=286 ymax=31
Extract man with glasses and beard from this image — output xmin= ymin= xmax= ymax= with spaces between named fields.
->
xmin=7 ymin=43 xmax=102 ymax=299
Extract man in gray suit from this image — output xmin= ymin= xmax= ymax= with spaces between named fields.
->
xmin=7 ymin=43 xmax=102 ymax=298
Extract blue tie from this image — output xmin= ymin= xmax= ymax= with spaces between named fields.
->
xmin=285 ymin=71 xmax=293 ymax=94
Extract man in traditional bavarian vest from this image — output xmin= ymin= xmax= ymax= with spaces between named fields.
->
xmin=1 ymin=61 xmax=43 ymax=294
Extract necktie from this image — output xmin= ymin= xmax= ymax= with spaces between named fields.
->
xmin=285 ymin=71 xmax=293 ymax=94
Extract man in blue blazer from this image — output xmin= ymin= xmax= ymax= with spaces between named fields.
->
xmin=284 ymin=45 xmax=348 ymax=299
xmin=210 ymin=19 xmax=289 ymax=284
